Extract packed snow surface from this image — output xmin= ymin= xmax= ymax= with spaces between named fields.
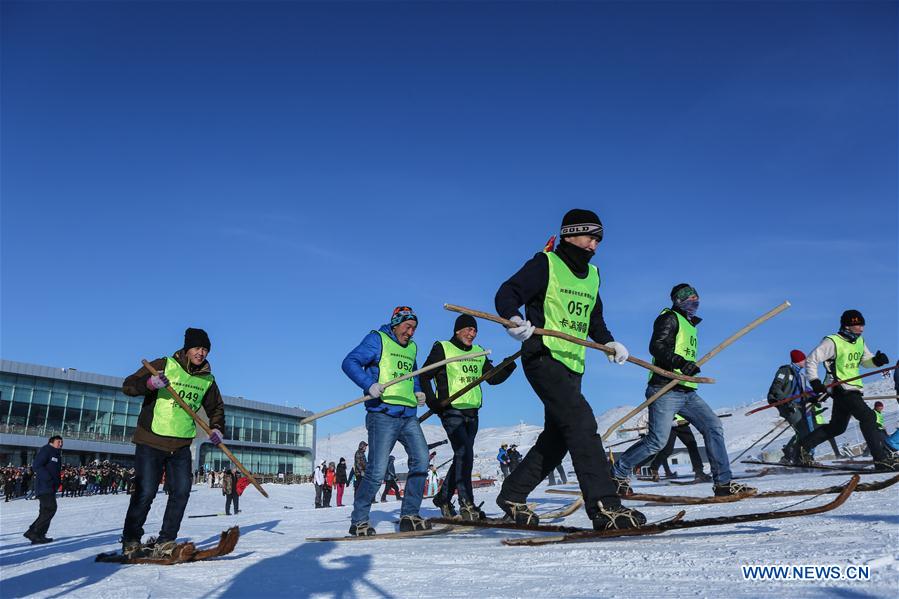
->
xmin=1 ymin=468 xmax=897 ymax=598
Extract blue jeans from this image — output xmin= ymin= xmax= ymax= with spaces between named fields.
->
xmin=612 ymin=386 xmax=732 ymax=485
xmin=123 ymin=443 xmax=193 ymax=542
xmin=351 ymin=412 xmax=429 ymax=526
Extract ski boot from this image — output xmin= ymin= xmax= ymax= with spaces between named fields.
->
xmin=797 ymin=447 xmax=819 ymax=467
xmin=348 ymin=522 xmax=376 ymax=537
xmin=692 ymin=471 xmax=712 ymax=483
xmin=432 ymin=493 xmax=457 ymax=518
xmin=713 ymin=481 xmax=757 ymax=497
xmin=874 ymin=453 xmax=899 ymax=471
xmin=496 ymin=496 xmax=540 ymax=526
xmin=648 ymin=469 xmax=660 ymax=483
xmin=150 ymin=539 xmax=178 ymax=559
xmin=458 ymin=500 xmax=483 ymax=522
xmin=398 ymin=515 xmax=432 ymax=532
xmin=611 ymin=475 xmax=633 ymax=497
xmin=121 ymin=539 xmax=149 ymax=559
xmin=590 ymin=500 xmax=647 ymax=531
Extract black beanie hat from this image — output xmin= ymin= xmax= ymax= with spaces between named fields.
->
xmin=840 ymin=310 xmax=865 ymax=327
xmin=183 ymin=327 xmax=211 ymax=352
xmin=454 ymin=314 xmax=478 ymax=333
xmin=560 ymin=209 xmax=603 ymax=240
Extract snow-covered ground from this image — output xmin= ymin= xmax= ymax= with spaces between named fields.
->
xmin=1 ymin=468 xmax=897 ymax=598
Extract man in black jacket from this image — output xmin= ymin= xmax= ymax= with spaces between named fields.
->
xmin=421 ymin=314 xmax=517 ymax=519
xmin=610 ymin=284 xmax=755 ymax=497
xmin=24 ymin=436 xmax=63 ymax=544
xmin=493 ymin=209 xmax=645 ymax=531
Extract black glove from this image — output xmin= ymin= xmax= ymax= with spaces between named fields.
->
xmin=872 ymin=351 xmax=889 ymax=367
xmin=680 ymin=361 xmax=700 ymax=376
xmin=810 ymin=379 xmax=827 ymax=395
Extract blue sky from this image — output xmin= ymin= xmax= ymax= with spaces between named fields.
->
xmin=2 ymin=1 xmax=896 ymax=441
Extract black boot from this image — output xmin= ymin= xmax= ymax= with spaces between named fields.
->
xmin=589 ymin=500 xmax=647 ymax=531
xmin=496 ymin=495 xmax=539 ymax=525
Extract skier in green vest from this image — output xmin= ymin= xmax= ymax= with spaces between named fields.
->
xmin=493 ymin=208 xmax=646 ymax=530
xmin=342 ymin=306 xmax=431 ymax=536
xmin=610 ymin=284 xmax=756 ymax=497
xmin=798 ymin=310 xmax=895 ymax=469
xmin=420 ymin=314 xmax=517 ymax=520
xmin=120 ymin=327 xmax=226 ymax=558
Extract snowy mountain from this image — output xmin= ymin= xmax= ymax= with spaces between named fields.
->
xmin=317 ymin=376 xmax=898 ymax=476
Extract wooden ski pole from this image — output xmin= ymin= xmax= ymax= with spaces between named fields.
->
xmin=443 ymin=304 xmax=714 ymax=385
xmin=141 ymin=359 xmax=269 ymax=499
xmin=862 ymin=395 xmax=899 ymax=402
xmin=418 ymin=350 xmax=523 ymax=423
xmin=728 ymin=421 xmax=789 ymax=465
xmin=603 ymin=301 xmax=791 ymax=442
xmin=745 ymin=365 xmax=898 ymax=415
xmin=299 ymin=350 xmax=491 ymax=425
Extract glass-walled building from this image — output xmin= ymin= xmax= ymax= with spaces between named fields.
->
xmin=0 ymin=360 xmax=315 ymax=475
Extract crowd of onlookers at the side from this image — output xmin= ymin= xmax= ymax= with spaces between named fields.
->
xmin=2 ymin=462 xmax=136 ymax=501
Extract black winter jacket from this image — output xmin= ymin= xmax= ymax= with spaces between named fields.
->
xmin=32 ymin=443 xmax=61 ymax=497
xmin=647 ymin=307 xmax=703 ymax=390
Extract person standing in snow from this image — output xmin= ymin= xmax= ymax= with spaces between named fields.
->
xmin=768 ymin=349 xmax=816 ymax=465
xmin=335 ymin=458 xmax=348 ymax=507
xmin=341 ymin=306 xmax=431 ymax=536
xmin=420 ymin=314 xmax=516 ymax=520
xmin=610 ymin=284 xmax=755 ymax=498
xmin=493 ymin=209 xmax=646 ymax=530
xmin=798 ymin=310 xmax=896 ymax=470
xmin=23 ymin=436 xmax=63 ymax=544
xmin=120 ymin=328 xmax=226 ymax=559
xmin=313 ymin=461 xmax=325 ymax=508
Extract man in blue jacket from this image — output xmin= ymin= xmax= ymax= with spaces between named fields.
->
xmin=24 ymin=435 xmax=63 ymax=544
xmin=342 ymin=306 xmax=430 ymax=536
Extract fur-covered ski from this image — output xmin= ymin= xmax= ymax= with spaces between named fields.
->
xmin=95 ymin=527 xmax=240 ymax=564
xmin=501 ymin=476 xmax=859 ymax=546
xmin=669 ymin=468 xmax=774 ymax=485
xmin=545 ymin=488 xmax=757 ymax=505
xmin=305 ymin=524 xmax=457 ymax=542
xmin=742 ymin=459 xmax=893 ymax=474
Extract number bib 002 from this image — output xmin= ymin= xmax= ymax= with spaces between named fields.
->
xmin=827 ymin=334 xmax=865 ymax=388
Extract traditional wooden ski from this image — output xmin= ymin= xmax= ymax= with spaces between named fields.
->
xmin=501 ymin=476 xmax=859 ymax=546
xmin=96 ymin=527 xmax=240 ymax=564
xmin=305 ymin=525 xmax=457 ymax=542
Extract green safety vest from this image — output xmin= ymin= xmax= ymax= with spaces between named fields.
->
xmin=151 ymin=357 xmax=214 ymax=438
xmin=651 ymin=309 xmax=699 ymax=390
xmin=376 ymin=331 xmax=418 ymax=407
xmin=875 ymin=410 xmax=884 ymax=430
xmin=439 ymin=341 xmax=486 ymax=410
xmin=542 ymin=251 xmax=599 ymax=374
xmin=826 ymin=334 xmax=865 ymax=388
xmin=814 ymin=407 xmax=827 ymax=425
xmin=674 ymin=413 xmax=688 ymax=426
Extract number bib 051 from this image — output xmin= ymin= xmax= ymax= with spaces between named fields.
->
xmin=151 ymin=357 xmax=214 ymax=438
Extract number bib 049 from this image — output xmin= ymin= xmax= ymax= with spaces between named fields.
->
xmin=151 ymin=357 xmax=214 ymax=438
xmin=376 ymin=331 xmax=418 ymax=407
xmin=542 ymin=251 xmax=599 ymax=374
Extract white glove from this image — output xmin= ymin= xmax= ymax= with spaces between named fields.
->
xmin=506 ymin=315 xmax=535 ymax=342
xmin=415 ymin=392 xmax=426 ymax=407
xmin=606 ymin=341 xmax=629 ymax=364
xmin=368 ymin=382 xmax=385 ymax=398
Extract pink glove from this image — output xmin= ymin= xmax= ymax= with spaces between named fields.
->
xmin=147 ymin=374 xmax=170 ymax=390
xmin=208 ymin=429 xmax=224 ymax=445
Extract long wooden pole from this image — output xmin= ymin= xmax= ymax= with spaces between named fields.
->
xmin=746 ymin=365 xmax=899 ymax=415
xmin=602 ymin=301 xmax=791 ymax=443
xmin=418 ymin=350 xmax=523 ymax=423
xmin=443 ymin=304 xmax=714 ymax=385
xmin=299 ymin=350 xmax=491 ymax=425
xmin=141 ymin=359 xmax=269 ymax=499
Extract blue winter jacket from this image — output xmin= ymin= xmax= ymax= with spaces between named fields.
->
xmin=32 ymin=443 xmax=61 ymax=497
xmin=342 ymin=324 xmax=422 ymax=418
